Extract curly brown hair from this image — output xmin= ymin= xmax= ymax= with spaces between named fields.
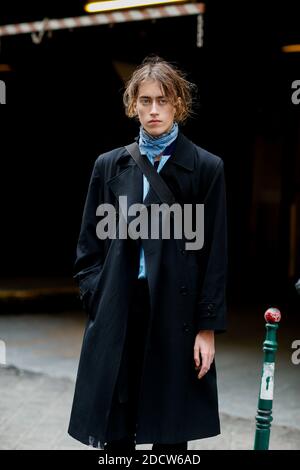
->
xmin=123 ymin=55 xmax=197 ymax=124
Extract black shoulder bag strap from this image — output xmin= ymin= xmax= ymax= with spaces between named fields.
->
xmin=124 ymin=142 xmax=176 ymax=206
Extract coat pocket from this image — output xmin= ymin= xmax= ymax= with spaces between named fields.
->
xmin=79 ymin=270 xmax=102 ymax=315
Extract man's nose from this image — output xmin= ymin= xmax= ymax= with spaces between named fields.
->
xmin=150 ymin=101 xmax=158 ymax=114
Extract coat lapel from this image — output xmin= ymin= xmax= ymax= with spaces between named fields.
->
xmin=106 ymin=161 xmax=143 ymax=224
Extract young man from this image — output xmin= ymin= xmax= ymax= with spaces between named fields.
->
xmin=68 ymin=56 xmax=227 ymax=452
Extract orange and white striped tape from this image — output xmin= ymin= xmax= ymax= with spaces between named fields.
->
xmin=0 ymin=3 xmax=204 ymax=38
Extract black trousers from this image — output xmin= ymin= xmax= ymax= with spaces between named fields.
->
xmin=104 ymin=278 xmax=187 ymax=453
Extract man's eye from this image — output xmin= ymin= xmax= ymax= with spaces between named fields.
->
xmin=159 ymin=99 xmax=168 ymax=104
xmin=141 ymin=99 xmax=150 ymax=105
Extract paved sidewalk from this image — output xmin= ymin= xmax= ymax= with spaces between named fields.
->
xmin=0 ymin=305 xmax=299 ymax=450
xmin=0 ymin=366 xmax=299 ymax=450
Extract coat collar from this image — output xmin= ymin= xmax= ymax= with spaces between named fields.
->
xmin=106 ymin=131 xmax=196 ymax=221
xmin=116 ymin=130 xmax=195 ymax=172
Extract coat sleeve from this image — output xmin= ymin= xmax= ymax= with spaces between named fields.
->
xmin=195 ymin=159 xmax=228 ymax=334
xmin=73 ymin=157 xmax=105 ymax=310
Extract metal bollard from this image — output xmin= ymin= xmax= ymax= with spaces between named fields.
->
xmin=254 ymin=307 xmax=281 ymax=450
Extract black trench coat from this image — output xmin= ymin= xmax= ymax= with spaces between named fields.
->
xmin=68 ymin=131 xmax=228 ymax=448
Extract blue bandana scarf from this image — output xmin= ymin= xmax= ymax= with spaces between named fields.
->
xmin=138 ymin=122 xmax=179 ymax=164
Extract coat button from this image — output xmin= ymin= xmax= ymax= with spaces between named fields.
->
xmin=180 ymin=286 xmax=188 ymax=295
xmin=183 ymin=322 xmax=190 ymax=332
xmin=180 ymin=249 xmax=186 ymax=255
xmin=207 ymin=303 xmax=215 ymax=316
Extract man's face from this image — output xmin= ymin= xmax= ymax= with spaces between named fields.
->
xmin=134 ymin=79 xmax=177 ymax=137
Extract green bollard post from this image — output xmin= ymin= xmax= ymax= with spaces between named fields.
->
xmin=254 ymin=307 xmax=281 ymax=450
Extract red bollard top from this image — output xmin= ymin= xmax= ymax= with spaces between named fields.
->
xmin=264 ymin=307 xmax=281 ymax=323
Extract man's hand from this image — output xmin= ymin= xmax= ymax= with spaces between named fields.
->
xmin=194 ymin=330 xmax=215 ymax=379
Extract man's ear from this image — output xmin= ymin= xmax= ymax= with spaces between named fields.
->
xmin=133 ymin=100 xmax=137 ymax=115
